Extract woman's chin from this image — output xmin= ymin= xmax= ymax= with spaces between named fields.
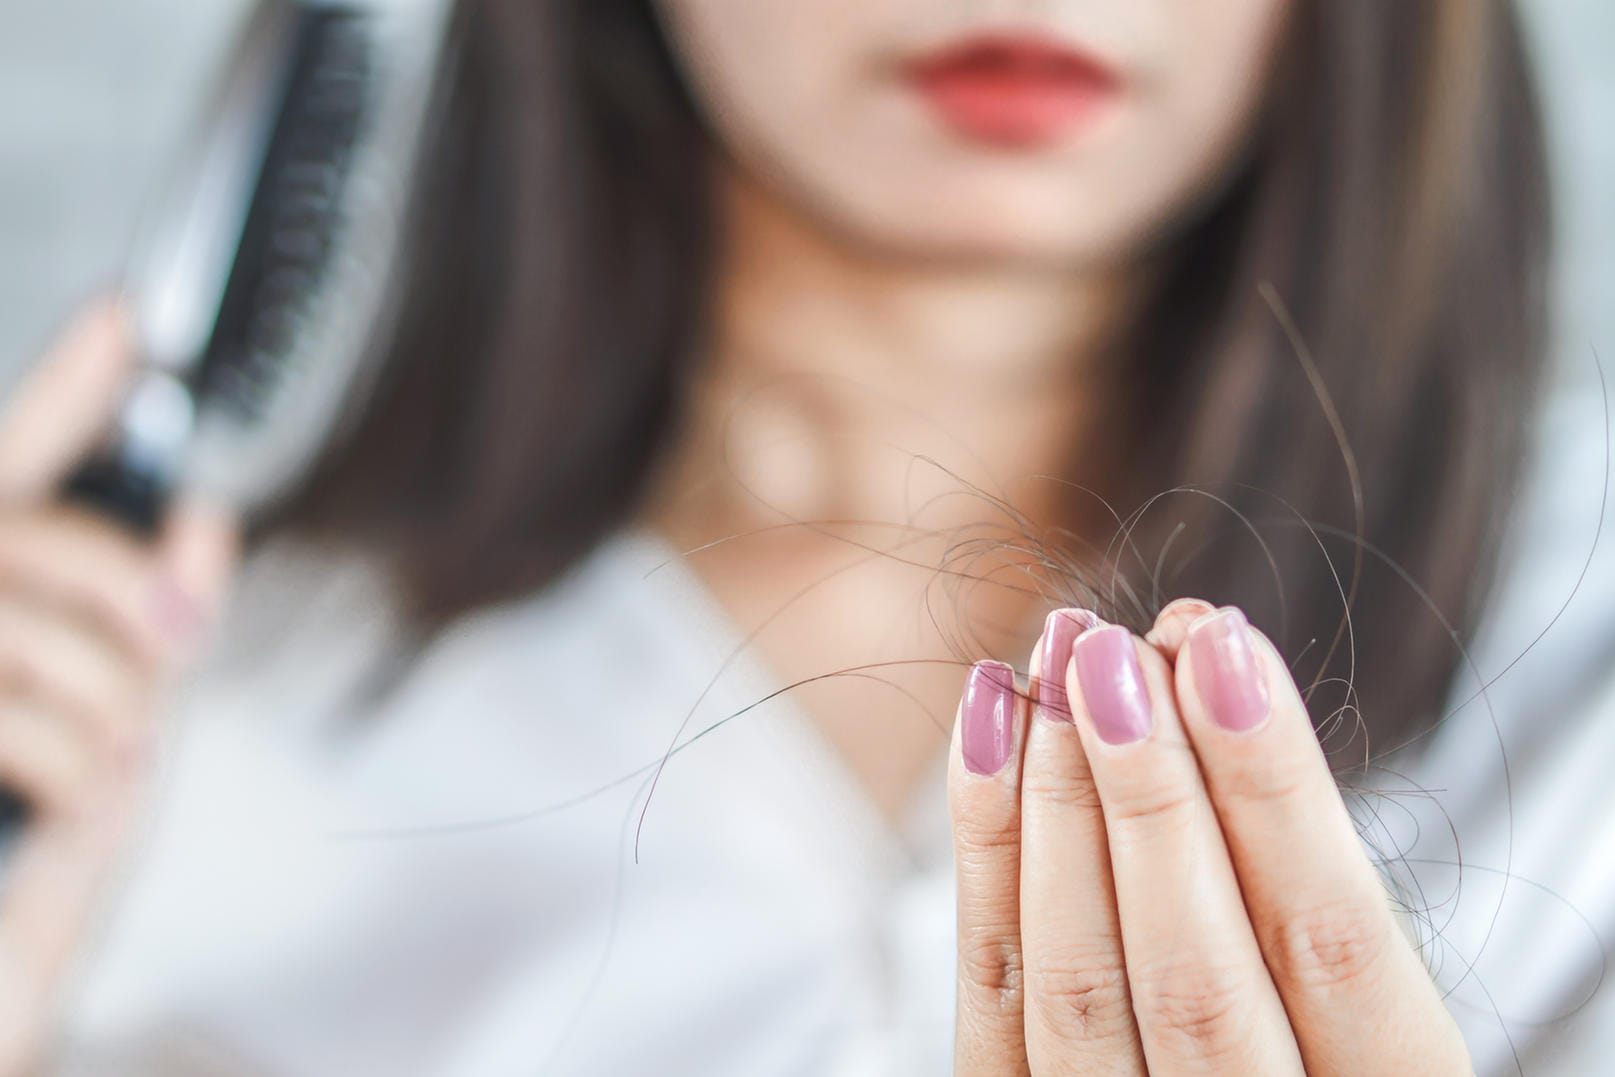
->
xmin=763 ymin=164 xmax=1163 ymax=271
xmin=821 ymin=202 xmax=1148 ymax=272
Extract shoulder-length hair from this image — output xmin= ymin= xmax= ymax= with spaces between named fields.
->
xmin=282 ymin=0 xmax=1550 ymax=759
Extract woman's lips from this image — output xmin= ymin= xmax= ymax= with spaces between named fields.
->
xmin=906 ymin=36 xmax=1120 ymax=148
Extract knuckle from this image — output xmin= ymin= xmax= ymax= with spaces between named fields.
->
xmin=81 ymin=584 xmax=143 ymax=638
xmin=74 ymin=700 xmax=134 ymax=760
xmin=79 ymin=593 xmax=164 ymax=672
xmin=951 ymin=809 xmax=1021 ymax=859
xmin=0 ymin=641 xmax=45 ymax=697
xmin=957 ymin=925 xmax=1025 ymax=1016
xmin=1131 ymin=959 xmax=1255 ymax=1065
xmin=1027 ymin=954 xmax=1136 ymax=1044
xmin=0 ymin=619 xmax=141 ymax=739
xmin=1104 ymin=779 xmax=1199 ymax=832
xmin=1021 ymin=765 xmax=1104 ymax=812
xmin=1218 ymin=757 xmax=1309 ymax=807
xmin=1270 ymin=898 xmax=1391 ymax=993
xmin=0 ymin=750 xmax=77 ymax=819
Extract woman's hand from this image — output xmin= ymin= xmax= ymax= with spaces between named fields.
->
xmin=0 ymin=303 xmax=238 ymax=1074
xmin=949 ymin=600 xmax=1470 ymax=1075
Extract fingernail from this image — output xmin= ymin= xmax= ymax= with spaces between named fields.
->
xmin=961 ymin=660 xmax=1016 ymax=776
xmin=1036 ymin=608 xmax=1099 ymax=723
xmin=1072 ymin=625 xmax=1153 ymax=745
xmin=150 ymin=576 xmax=206 ymax=648
xmin=1154 ymin=597 xmax=1215 ymax=627
xmin=1188 ymin=608 xmax=1271 ymax=732
xmin=116 ymin=733 xmax=152 ymax=780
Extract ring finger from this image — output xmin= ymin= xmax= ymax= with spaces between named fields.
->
xmin=1019 ymin=609 xmax=1146 ymax=1073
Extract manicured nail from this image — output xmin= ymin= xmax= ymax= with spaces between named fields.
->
xmin=150 ymin=576 xmax=205 ymax=648
xmin=962 ymin=660 xmax=1016 ymax=776
xmin=1188 ymin=608 xmax=1271 ymax=732
xmin=1037 ymin=608 xmax=1099 ymax=723
xmin=1152 ymin=598 xmax=1215 ymax=634
xmin=1071 ymin=625 xmax=1153 ymax=745
xmin=116 ymin=732 xmax=152 ymax=780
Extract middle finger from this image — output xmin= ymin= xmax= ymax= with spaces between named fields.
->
xmin=1064 ymin=617 xmax=1301 ymax=1076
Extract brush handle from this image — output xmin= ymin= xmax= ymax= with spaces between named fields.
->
xmin=0 ymin=453 xmax=167 ymax=858
xmin=0 ymin=792 xmax=23 ymax=859
xmin=63 ymin=450 xmax=169 ymax=535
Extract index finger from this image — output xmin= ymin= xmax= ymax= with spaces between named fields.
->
xmin=0 ymin=300 xmax=134 ymax=505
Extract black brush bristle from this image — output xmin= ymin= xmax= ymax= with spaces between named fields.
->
xmin=199 ymin=7 xmax=375 ymax=425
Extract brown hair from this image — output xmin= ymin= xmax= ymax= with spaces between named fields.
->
xmin=283 ymin=0 xmax=1550 ymax=759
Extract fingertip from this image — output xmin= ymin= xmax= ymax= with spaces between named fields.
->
xmin=53 ymin=295 xmax=136 ymax=376
xmin=0 ymin=296 xmax=138 ymax=503
xmin=148 ymin=498 xmax=241 ymax=658
xmin=1033 ymin=608 xmax=1098 ymax=725
xmin=1068 ymin=623 xmax=1155 ymax=746
xmin=159 ymin=498 xmax=241 ymax=588
xmin=1145 ymin=597 xmax=1217 ymax=660
xmin=1179 ymin=606 xmax=1275 ymax=735
xmin=86 ymin=293 xmax=134 ymax=343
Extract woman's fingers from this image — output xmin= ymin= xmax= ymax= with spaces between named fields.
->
xmin=0 ymin=701 xmax=110 ymax=821
xmin=1018 ymin=610 xmax=1145 ymax=1073
xmin=0 ymin=300 xmax=234 ymax=1077
xmin=1064 ymin=619 xmax=1302 ymax=1076
xmin=952 ymin=603 xmax=1469 ymax=1076
xmin=0 ymin=596 xmax=153 ymax=747
xmin=1144 ymin=598 xmax=1216 ymax=664
xmin=0 ymin=507 xmax=196 ymax=666
xmin=1172 ymin=608 xmax=1470 ymax=1075
xmin=0 ymin=300 xmax=134 ymax=506
xmin=949 ymin=661 xmax=1031 ymax=1077
xmin=0 ymin=785 xmax=131 ymax=1075
xmin=148 ymin=497 xmax=239 ymax=669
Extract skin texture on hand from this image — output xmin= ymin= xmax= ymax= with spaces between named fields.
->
xmin=0 ymin=302 xmax=239 ymax=1075
xmin=949 ymin=599 xmax=1472 ymax=1076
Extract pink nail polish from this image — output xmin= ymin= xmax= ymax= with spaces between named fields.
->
xmin=116 ymin=733 xmax=152 ymax=780
xmin=962 ymin=661 xmax=1016 ymax=776
xmin=1037 ymin=608 xmax=1099 ymax=723
xmin=1072 ymin=625 xmax=1153 ymax=745
xmin=1188 ymin=608 xmax=1271 ymax=732
xmin=150 ymin=576 xmax=205 ymax=648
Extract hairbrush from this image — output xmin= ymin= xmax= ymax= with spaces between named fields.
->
xmin=1 ymin=0 xmax=458 ymax=855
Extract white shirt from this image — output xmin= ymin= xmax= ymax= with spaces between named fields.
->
xmin=61 ymin=533 xmax=959 ymax=1076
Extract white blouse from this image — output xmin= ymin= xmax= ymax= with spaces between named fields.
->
xmin=56 ymin=381 xmax=1615 ymax=1077
xmin=61 ymin=533 xmax=959 ymax=1075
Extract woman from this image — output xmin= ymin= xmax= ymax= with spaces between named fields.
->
xmin=0 ymin=0 xmax=1550 ymax=1072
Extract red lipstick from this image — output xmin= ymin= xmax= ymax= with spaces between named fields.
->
xmin=907 ymin=36 xmax=1119 ymax=148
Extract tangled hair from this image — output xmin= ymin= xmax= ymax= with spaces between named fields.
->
xmin=280 ymin=0 xmax=1550 ymax=758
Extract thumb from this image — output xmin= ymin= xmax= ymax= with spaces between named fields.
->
xmin=0 ymin=298 xmax=136 ymax=505
xmin=151 ymin=497 xmax=242 ymax=659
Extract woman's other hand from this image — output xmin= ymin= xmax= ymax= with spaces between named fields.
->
xmin=0 ymin=302 xmax=239 ymax=1075
xmin=949 ymin=600 xmax=1470 ymax=1075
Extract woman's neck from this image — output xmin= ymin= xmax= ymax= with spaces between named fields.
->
xmin=655 ymin=168 xmax=1135 ymax=537
xmin=645 ymin=169 xmax=1141 ymax=823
